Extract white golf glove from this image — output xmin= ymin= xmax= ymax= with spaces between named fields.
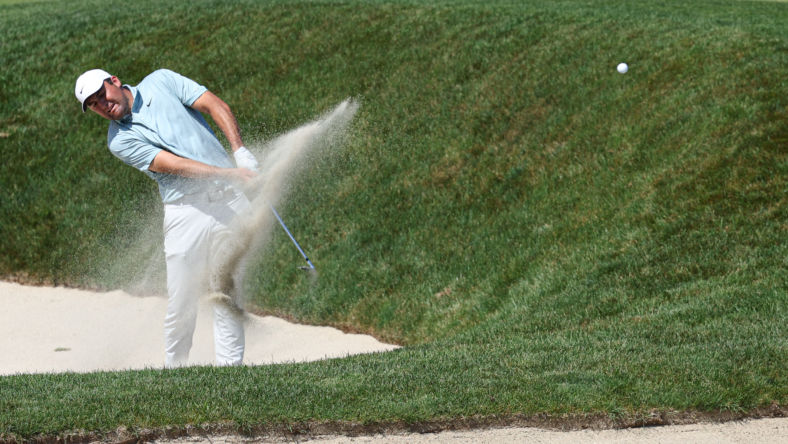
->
xmin=234 ymin=146 xmax=259 ymax=173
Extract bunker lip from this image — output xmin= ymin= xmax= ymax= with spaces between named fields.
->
xmin=0 ymin=407 xmax=786 ymax=444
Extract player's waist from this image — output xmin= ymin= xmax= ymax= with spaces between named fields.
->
xmin=167 ymin=185 xmax=240 ymax=205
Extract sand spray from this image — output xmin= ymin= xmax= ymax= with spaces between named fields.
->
xmin=104 ymin=99 xmax=358 ymax=302
xmin=64 ymin=98 xmax=359 ymax=369
xmin=206 ymin=98 xmax=359 ymax=317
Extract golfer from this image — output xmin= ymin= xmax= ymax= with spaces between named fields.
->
xmin=75 ymin=68 xmax=260 ymax=367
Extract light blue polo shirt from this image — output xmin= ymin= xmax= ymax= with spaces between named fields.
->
xmin=107 ymin=69 xmax=235 ymax=203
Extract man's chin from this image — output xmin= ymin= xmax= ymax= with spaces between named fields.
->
xmin=109 ymin=109 xmax=125 ymax=120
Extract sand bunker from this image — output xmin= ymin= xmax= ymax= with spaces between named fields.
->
xmin=309 ymin=419 xmax=788 ymax=443
xmin=0 ymin=282 xmax=397 ymax=375
xmin=143 ymin=419 xmax=788 ymax=444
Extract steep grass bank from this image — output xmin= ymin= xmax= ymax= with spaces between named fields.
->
xmin=247 ymin=0 xmax=788 ymax=345
xmin=2 ymin=0 xmax=788 ymax=438
xmin=4 ymin=0 xmax=788 ymax=344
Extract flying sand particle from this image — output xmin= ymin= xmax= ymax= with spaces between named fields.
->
xmin=211 ymin=99 xmax=360 ymax=309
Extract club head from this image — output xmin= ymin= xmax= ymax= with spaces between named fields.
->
xmin=298 ymin=266 xmax=318 ymax=281
xmin=298 ymin=266 xmax=316 ymax=272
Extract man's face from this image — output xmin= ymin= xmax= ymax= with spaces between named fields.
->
xmin=84 ymin=76 xmax=131 ymax=120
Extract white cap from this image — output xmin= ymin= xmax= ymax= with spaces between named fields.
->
xmin=75 ymin=69 xmax=112 ymax=112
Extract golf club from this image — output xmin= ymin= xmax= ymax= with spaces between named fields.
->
xmin=270 ymin=205 xmax=316 ymax=273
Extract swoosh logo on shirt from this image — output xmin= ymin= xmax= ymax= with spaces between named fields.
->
xmin=147 ymin=98 xmax=152 ymax=107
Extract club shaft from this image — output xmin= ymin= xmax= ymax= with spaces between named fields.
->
xmin=270 ymin=205 xmax=316 ymax=269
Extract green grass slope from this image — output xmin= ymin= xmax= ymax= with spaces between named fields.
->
xmin=2 ymin=0 xmax=788 ymax=438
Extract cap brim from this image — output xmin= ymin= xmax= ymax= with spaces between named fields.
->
xmin=78 ymin=80 xmax=107 ymax=114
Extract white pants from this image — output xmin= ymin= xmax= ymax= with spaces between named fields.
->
xmin=162 ymin=188 xmax=251 ymax=367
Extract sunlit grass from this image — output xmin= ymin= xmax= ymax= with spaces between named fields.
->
xmin=2 ymin=0 xmax=788 ymax=439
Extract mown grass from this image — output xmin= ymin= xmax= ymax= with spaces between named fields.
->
xmin=2 ymin=0 xmax=788 ymax=438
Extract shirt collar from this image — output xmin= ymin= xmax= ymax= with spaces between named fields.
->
xmin=117 ymin=85 xmax=142 ymax=123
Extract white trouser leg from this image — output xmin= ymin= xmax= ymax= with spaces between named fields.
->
xmin=163 ymin=203 xmax=212 ymax=367
xmin=212 ymin=295 xmax=246 ymax=366
xmin=209 ymin=213 xmax=248 ymax=366
xmin=163 ymin=189 xmax=251 ymax=368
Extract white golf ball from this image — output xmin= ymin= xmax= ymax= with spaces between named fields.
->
xmin=617 ymin=63 xmax=628 ymax=74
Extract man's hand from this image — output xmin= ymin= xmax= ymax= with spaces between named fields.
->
xmin=233 ymin=147 xmax=260 ymax=173
xmin=229 ymin=167 xmax=257 ymax=184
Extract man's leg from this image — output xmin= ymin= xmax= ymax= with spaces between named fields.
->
xmin=212 ymin=289 xmax=246 ymax=366
xmin=163 ymin=202 xmax=212 ymax=367
xmin=209 ymin=190 xmax=252 ymax=366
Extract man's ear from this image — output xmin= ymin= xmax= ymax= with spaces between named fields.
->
xmin=110 ymin=76 xmax=122 ymax=87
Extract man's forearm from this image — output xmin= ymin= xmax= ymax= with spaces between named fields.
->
xmin=149 ymin=150 xmax=254 ymax=182
xmin=150 ymin=155 xmax=225 ymax=179
xmin=192 ymin=92 xmax=244 ymax=151
xmin=208 ymin=101 xmax=244 ymax=152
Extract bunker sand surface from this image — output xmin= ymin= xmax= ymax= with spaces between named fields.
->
xmin=0 ymin=281 xmax=397 ymax=375
xmin=149 ymin=418 xmax=788 ymax=444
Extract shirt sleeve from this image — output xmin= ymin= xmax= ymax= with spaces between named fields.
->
xmin=108 ymin=125 xmax=162 ymax=173
xmin=157 ymin=69 xmax=208 ymax=106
